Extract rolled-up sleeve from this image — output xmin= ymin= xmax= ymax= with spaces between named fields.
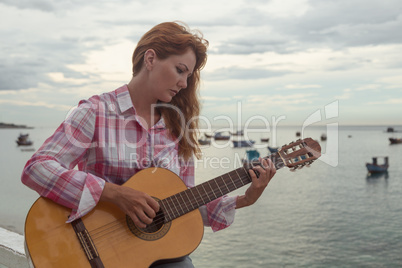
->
xmin=21 ymin=100 xmax=105 ymax=222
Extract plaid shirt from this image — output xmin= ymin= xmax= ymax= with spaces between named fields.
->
xmin=21 ymin=85 xmax=237 ymax=232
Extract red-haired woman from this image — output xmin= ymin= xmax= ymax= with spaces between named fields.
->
xmin=22 ymin=22 xmax=276 ymax=267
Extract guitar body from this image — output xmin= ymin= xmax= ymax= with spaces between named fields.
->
xmin=25 ymin=168 xmax=204 ymax=267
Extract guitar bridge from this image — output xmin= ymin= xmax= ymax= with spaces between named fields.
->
xmin=71 ymin=218 xmax=105 ymax=268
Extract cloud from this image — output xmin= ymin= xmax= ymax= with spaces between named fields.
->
xmin=208 ymin=0 xmax=402 ymax=55
xmin=0 ymin=98 xmax=71 ymax=111
xmin=284 ymin=84 xmax=322 ymax=90
xmin=204 ymin=66 xmax=290 ymax=81
xmin=0 ymin=0 xmax=56 ymax=12
xmin=367 ymin=98 xmax=402 ymax=105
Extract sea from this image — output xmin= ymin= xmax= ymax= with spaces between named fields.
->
xmin=1 ymin=125 xmax=401 ymax=267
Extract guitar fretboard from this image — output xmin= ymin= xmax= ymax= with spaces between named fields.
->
xmin=160 ymin=152 xmax=285 ymax=222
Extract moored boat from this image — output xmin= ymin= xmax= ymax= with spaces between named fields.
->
xmin=198 ymin=138 xmax=211 ymax=145
xmin=16 ymin=133 xmax=33 ymax=146
xmin=366 ymin=157 xmax=389 ymax=174
xmin=213 ymin=132 xmax=230 ymax=141
xmin=230 ymin=130 xmax=244 ymax=136
xmin=389 ymin=138 xmax=402 ymax=144
xmin=232 ymin=140 xmax=255 ymax=148
xmin=268 ymin=146 xmax=278 ymax=153
xmin=242 ymin=149 xmax=260 ymax=164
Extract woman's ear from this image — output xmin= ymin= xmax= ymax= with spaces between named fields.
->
xmin=144 ymin=49 xmax=156 ymax=70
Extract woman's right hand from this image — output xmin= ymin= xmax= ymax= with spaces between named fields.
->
xmin=100 ymin=182 xmax=160 ymax=228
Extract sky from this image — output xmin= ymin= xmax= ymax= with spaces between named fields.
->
xmin=0 ymin=0 xmax=401 ymax=128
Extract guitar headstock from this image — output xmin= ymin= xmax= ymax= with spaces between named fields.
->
xmin=278 ymin=138 xmax=321 ymax=171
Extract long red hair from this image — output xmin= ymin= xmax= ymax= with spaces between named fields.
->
xmin=132 ymin=22 xmax=208 ymax=160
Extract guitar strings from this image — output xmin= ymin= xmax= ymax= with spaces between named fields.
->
xmin=89 ymin=152 xmax=313 ymax=250
xmin=90 ymin=169 xmax=251 ymax=238
xmin=89 ymin=170 xmax=252 ymax=248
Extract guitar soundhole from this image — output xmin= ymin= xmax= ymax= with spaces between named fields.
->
xmin=126 ymin=207 xmax=171 ymax=241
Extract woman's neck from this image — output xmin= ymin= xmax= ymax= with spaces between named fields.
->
xmin=127 ymin=76 xmax=161 ymax=129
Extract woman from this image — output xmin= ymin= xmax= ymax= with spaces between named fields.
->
xmin=21 ymin=22 xmax=276 ymax=267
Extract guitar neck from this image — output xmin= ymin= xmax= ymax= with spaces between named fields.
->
xmin=160 ymin=152 xmax=285 ymax=222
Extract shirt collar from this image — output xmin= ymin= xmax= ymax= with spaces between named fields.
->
xmin=116 ymin=85 xmax=133 ymax=113
xmin=116 ymin=85 xmax=166 ymax=130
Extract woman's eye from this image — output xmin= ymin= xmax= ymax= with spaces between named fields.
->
xmin=176 ymin=67 xmax=183 ymax=74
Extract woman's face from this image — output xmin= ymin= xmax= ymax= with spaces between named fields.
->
xmin=148 ymin=49 xmax=196 ymax=103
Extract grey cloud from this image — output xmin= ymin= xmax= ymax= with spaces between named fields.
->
xmin=0 ymin=0 xmax=60 ymax=12
xmin=210 ymin=0 xmax=402 ymax=55
xmin=0 ymin=36 xmax=96 ymax=90
xmin=204 ymin=66 xmax=290 ymax=81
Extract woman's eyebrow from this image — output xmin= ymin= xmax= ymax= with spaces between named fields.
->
xmin=179 ymin=63 xmax=192 ymax=76
xmin=179 ymin=63 xmax=189 ymax=71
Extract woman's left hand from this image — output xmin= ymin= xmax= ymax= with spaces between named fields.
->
xmin=236 ymin=158 xmax=276 ymax=208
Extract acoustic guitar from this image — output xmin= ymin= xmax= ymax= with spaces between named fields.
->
xmin=24 ymin=138 xmax=321 ymax=267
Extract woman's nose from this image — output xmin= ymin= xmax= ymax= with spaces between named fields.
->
xmin=178 ymin=77 xmax=187 ymax=89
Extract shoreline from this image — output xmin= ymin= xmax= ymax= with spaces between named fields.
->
xmin=0 ymin=123 xmax=33 ymax=129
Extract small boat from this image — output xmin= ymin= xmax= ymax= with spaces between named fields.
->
xmin=232 ymin=140 xmax=255 ymax=148
xmin=242 ymin=149 xmax=260 ymax=164
xmin=389 ymin=138 xmax=402 ymax=144
xmin=230 ymin=130 xmax=244 ymax=136
xmin=320 ymin=134 xmax=327 ymax=141
xmin=260 ymin=138 xmax=270 ymax=142
xmin=296 ymin=131 xmax=301 ymax=137
xmin=213 ymin=132 xmax=230 ymax=141
xmin=386 ymin=127 xmax=395 ymax=133
xmin=16 ymin=133 xmax=33 ymax=146
xmin=366 ymin=157 xmax=389 ymax=174
xmin=198 ymin=138 xmax=211 ymax=145
xmin=268 ymin=146 xmax=278 ymax=153
xmin=204 ymin=133 xmax=213 ymax=138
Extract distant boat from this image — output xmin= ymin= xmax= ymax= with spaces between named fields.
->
xmin=232 ymin=140 xmax=255 ymax=148
xmin=260 ymin=138 xmax=270 ymax=142
xmin=386 ymin=127 xmax=395 ymax=133
xmin=366 ymin=157 xmax=389 ymax=174
xmin=320 ymin=134 xmax=327 ymax=141
xmin=242 ymin=149 xmax=260 ymax=164
xmin=198 ymin=138 xmax=211 ymax=145
xmin=389 ymin=138 xmax=402 ymax=144
xmin=204 ymin=133 xmax=213 ymax=139
xmin=213 ymin=132 xmax=230 ymax=141
xmin=230 ymin=130 xmax=244 ymax=136
xmin=268 ymin=146 xmax=278 ymax=153
xmin=16 ymin=133 xmax=33 ymax=146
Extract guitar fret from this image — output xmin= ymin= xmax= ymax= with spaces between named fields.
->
xmin=214 ymin=179 xmax=224 ymax=196
xmin=168 ymin=196 xmax=180 ymax=218
xmin=235 ymin=169 xmax=247 ymax=186
xmin=160 ymin=201 xmax=170 ymax=222
xmin=206 ymin=181 xmax=218 ymax=199
xmin=221 ymin=175 xmax=230 ymax=193
xmin=183 ymin=190 xmax=195 ymax=211
xmin=227 ymin=172 xmax=236 ymax=189
xmin=200 ymin=183 xmax=208 ymax=203
xmin=194 ymin=186 xmax=203 ymax=206
xmin=177 ymin=193 xmax=188 ymax=214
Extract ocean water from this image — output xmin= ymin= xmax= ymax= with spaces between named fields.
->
xmin=1 ymin=125 xmax=401 ymax=267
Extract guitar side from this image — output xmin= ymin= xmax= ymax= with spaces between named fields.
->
xmin=25 ymin=168 xmax=204 ymax=267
